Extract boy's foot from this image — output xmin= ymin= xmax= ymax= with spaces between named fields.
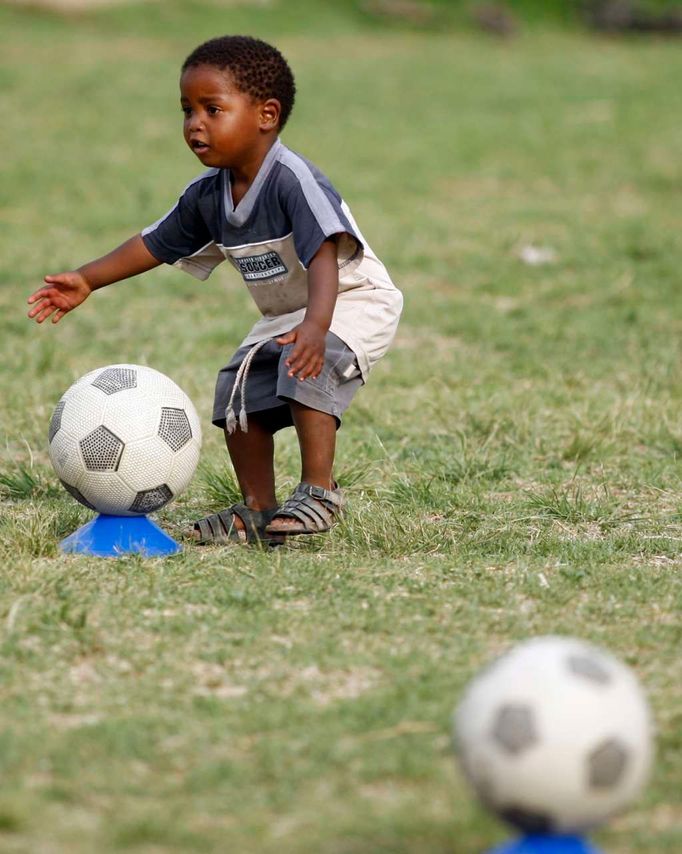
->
xmin=191 ymin=504 xmax=282 ymax=545
xmin=265 ymin=482 xmax=343 ymax=536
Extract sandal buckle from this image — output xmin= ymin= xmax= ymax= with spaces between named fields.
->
xmin=307 ymin=484 xmax=327 ymax=500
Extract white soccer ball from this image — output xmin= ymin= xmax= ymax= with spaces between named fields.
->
xmin=48 ymin=364 xmax=202 ymax=516
xmin=454 ymin=636 xmax=653 ymax=834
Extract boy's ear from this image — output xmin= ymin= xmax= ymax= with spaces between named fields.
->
xmin=260 ymin=98 xmax=281 ymax=131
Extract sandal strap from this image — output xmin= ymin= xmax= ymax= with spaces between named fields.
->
xmin=202 ymin=508 xmax=244 ymax=542
xmin=195 ymin=517 xmax=214 ymax=541
xmin=194 ymin=504 xmax=278 ymax=544
xmin=280 ymin=500 xmax=329 ymax=529
xmin=230 ymin=504 xmax=278 ymax=540
xmin=273 ymin=482 xmax=343 ymax=533
xmin=298 ymin=482 xmax=343 ymax=509
xmin=224 ymin=505 xmax=250 ymax=537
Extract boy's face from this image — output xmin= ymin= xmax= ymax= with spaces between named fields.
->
xmin=179 ymin=65 xmax=278 ymax=170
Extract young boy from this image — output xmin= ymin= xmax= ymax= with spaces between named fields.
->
xmin=27 ymin=35 xmax=402 ymax=545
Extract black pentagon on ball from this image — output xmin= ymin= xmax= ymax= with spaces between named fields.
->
xmin=129 ymin=484 xmax=173 ymax=514
xmin=567 ymin=654 xmax=612 ymax=685
xmin=158 ymin=407 xmax=192 ymax=451
xmin=79 ymin=426 xmax=124 ymax=471
xmin=588 ymin=737 xmax=629 ymax=788
xmin=92 ymin=366 xmax=137 ymax=395
xmin=48 ymin=399 xmax=66 ymax=442
xmin=60 ymin=479 xmax=96 ymax=510
xmin=498 ymin=806 xmax=556 ymax=834
xmin=491 ymin=704 xmax=537 ymax=755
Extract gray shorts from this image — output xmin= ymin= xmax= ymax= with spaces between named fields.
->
xmin=212 ymin=332 xmax=363 ymax=432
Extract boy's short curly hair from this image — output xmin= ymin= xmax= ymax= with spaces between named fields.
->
xmin=182 ymin=35 xmax=296 ymax=129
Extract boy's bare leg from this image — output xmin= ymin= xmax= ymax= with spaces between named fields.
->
xmin=224 ymin=417 xmax=278 ymax=532
xmin=267 ymin=401 xmax=336 ymax=533
xmin=291 ymin=401 xmax=336 ymax=488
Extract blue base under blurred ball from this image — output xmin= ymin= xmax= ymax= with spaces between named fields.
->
xmin=488 ymin=836 xmax=602 ymax=854
xmin=60 ymin=514 xmax=181 ymax=557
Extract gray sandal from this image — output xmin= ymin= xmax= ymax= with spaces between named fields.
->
xmin=265 ymin=482 xmax=344 ymax=536
xmin=192 ymin=504 xmax=281 ymax=546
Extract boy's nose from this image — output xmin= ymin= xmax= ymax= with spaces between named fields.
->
xmin=186 ymin=114 xmax=204 ymax=133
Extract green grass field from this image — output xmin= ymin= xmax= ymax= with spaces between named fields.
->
xmin=0 ymin=2 xmax=680 ymax=851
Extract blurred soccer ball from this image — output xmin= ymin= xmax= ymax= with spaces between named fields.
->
xmin=48 ymin=364 xmax=201 ymax=516
xmin=454 ymin=636 xmax=653 ymax=834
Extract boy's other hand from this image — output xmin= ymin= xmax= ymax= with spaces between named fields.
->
xmin=276 ymin=320 xmax=327 ymax=381
xmin=27 ymin=271 xmax=93 ymax=324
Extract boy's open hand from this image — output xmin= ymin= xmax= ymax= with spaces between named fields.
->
xmin=276 ymin=320 xmax=327 ymax=381
xmin=27 ymin=271 xmax=93 ymax=324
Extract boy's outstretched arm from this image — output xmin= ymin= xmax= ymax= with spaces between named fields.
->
xmin=276 ymin=238 xmax=339 ymax=381
xmin=27 ymin=234 xmax=161 ymax=324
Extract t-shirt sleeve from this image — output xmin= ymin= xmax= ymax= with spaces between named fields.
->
xmin=280 ymin=166 xmax=363 ymax=271
xmin=141 ymin=174 xmax=224 ymax=281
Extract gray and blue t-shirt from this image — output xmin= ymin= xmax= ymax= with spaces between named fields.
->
xmin=142 ymin=139 xmax=402 ymax=378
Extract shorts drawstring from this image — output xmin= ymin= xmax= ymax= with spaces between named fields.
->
xmin=225 ymin=339 xmax=272 ymax=434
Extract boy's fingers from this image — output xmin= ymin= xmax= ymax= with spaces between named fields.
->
xmin=287 ymin=359 xmax=303 ymax=376
xmin=285 ymin=342 xmax=306 ymax=370
xmin=37 ymin=305 xmax=58 ymax=323
xmin=294 ymin=364 xmax=312 ymax=380
xmin=28 ymin=288 xmax=51 ymax=304
xmin=29 ymin=297 xmax=65 ymax=319
xmin=288 ymin=358 xmax=307 ymax=377
xmin=303 ymin=358 xmax=324 ymax=381
xmin=290 ymin=353 xmax=321 ymax=381
xmin=28 ymin=299 xmax=49 ymax=318
xmin=292 ymin=345 xmax=314 ymax=369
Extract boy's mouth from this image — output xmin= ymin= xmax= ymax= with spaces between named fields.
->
xmin=190 ymin=139 xmax=210 ymax=153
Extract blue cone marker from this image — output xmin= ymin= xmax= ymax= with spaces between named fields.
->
xmin=487 ymin=835 xmax=602 ymax=854
xmin=60 ymin=514 xmax=181 ymax=557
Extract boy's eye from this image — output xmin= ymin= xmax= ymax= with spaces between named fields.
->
xmin=181 ymin=106 xmax=191 ymax=117
xmin=207 ymin=106 xmax=220 ymax=116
